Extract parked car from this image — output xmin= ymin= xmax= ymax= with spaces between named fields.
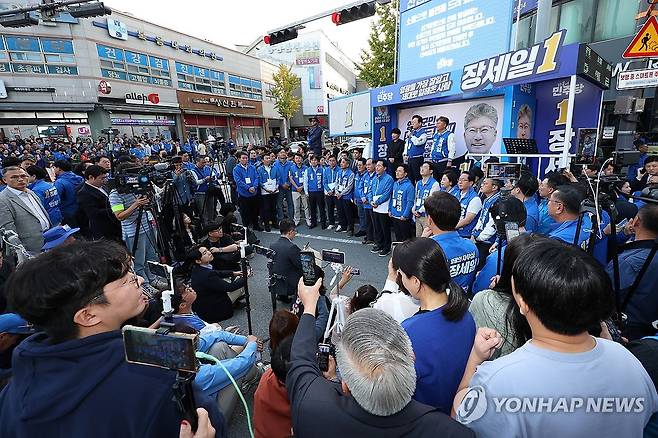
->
xmin=288 ymin=141 xmax=308 ymax=154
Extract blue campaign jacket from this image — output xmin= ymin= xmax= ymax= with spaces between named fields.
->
xmin=362 ymin=171 xmax=375 ymax=210
xmin=232 ymin=163 xmax=258 ymax=198
xmin=54 ymin=171 xmax=83 ymax=217
xmin=524 ymin=198 xmax=540 ymax=233
xmin=368 ymin=172 xmax=394 ymax=206
xmin=28 ymin=179 xmax=63 ymax=225
xmin=549 ymin=216 xmax=592 ymax=249
xmin=273 ymin=160 xmax=293 ymax=190
xmin=430 ymin=130 xmax=452 ymax=162
xmin=472 ymin=192 xmax=501 ymax=242
xmin=289 ymin=164 xmax=307 ymax=190
xmin=257 ymin=164 xmax=280 ymax=191
xmin=305 ymin=165 xmax=324 ymax=193
xmin=192 ymin=165 xmax=212 ymax=193
xmin=431 ymin=231 xmax=479 ymax=293
xmin=0 ymin=331 xmax=224 ymax=438
xmin=414 ymin=177 xmax=438 ymax=217
xmin=336 ymin=167 xmax=355 ymax=200
xmin=406 ymin=127 xmax=429 ymax=158
xmin=322 ymin=165 xmax=339 ymax=195
xmin=456 ymin=188 xmax=480 ymax=238
xmin=537 ymin=198 xmax=556 ymax=235
xmin=354 ymin=171 xmax=367 ymax=205
xmin=389 ymin=177 xmax=415 ymax=219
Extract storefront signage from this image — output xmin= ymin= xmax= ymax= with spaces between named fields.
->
xmin=461 ymin=31 xmax=565 ymax=93
xmin=577 ymin=44 xmax=612 ymax=90
xmin=48 ymin=118 xmax=88 ymax=124
xmin=111 ymin=118 xmax=176 ymax=126
xmin=191 ymin=97 xmax=256 ymax=110
xmin=6 ymin=86 xmax=56 ymax=93
xmin=326 ymin=82 xmax=350 ymax=95
xmin=107 ymin=18 xmax=128 ymax=40
xmin=296 ymin=51 xmax=320 ymax=66
xmin=94 ymin=20 xmax=223 ymax=62
xmin=398 ymin=0 xmax=514 ymax=82
xmin=616 ymin=68 xmax=658 ymax=90
xmin=125 ymin=92 xmax=178 ymax=107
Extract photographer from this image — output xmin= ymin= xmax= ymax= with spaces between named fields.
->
xmin=454 ymin=240 xmax=657 ymax=436
xmin=608 ymin=204 xmax=658 ymax=340
xmin=109 ymin=163 xmax=165 ymax=290
xmin=0 ymin=241 xmax=224 ymax=437
xmin=171 ymin=156 xmax=194 ymax=217
xmin=288 ymin=278 xmax=474 ymax=437
xmin=191 ymin=155 xmax=216 ymax=225
xmin=199 ymin=220 xmax=242 ymax=275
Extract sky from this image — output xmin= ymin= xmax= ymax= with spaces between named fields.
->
xmin=104 ymin=0 xmax=375 ymax=62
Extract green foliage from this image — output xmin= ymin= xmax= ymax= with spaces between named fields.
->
xmin=356 ymin=0 xmax=397 ymax=87
xmin=271 ymin=64 xmax=301 ymax=121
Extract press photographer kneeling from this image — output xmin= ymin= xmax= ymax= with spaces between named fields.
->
xmin=0 ymin=240 xmax=222 ymax=437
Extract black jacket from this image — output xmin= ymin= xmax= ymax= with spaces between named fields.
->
xmin=76 ymin=183 xmax=122 ymax=241
xmin=270 ymin=236 xmax=302 ymax=296
xmin=190 ymin=264 xmax=245 ymax=323
xmin=287 ymin=314 xmax=475 ymax=438
xmin=388 ymin=138 xmax=405 ymax=165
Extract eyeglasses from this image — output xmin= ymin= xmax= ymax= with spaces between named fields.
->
xmin=465 ymin=126 xmax=496 ymax=135
xmin=547 ymin=198 xmax=563 ymax=206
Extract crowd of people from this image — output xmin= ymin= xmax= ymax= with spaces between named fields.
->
xmin=0 ymin=124 xmax=657 ymax=437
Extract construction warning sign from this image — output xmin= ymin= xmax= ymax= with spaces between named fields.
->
xmin=624 ymin=16 xmax=658 ymax=59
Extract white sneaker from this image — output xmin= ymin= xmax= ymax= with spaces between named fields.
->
xmin=327 ymin=225 xmax=335 ymax=230
xmin=335 ymin=226 xmax=343 ymax=232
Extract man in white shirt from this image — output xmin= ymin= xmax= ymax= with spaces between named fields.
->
xmin=0 ymin=166 xmax=51 ymax=253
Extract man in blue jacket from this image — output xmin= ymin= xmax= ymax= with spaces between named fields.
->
xmin=389 ymin=164 xmax=415 ymax=242
xmin=53 ymin=159 xmax=83 ymax=227
xmin=306 ymin=117 xmax=323 ymax=157
xmin=548 ymin=184 xmax=591 ymax=249
xmin=335 ymin=157 xmax=355 ymax=235
xmin=303 ymin=154 xmax=326 ymax=229
xmin=323 ymin=155 xmax=339 ymax=229
xmin=273 ymin=149 xmax=293 ymax=224
xmin=232 ymin=151 xmax=260 ymax=231
xmin=257 ymin=151 xmax=279 ymax=232
xmin=511 ymin=173 xmax=540 ymax=233
xmin=404 ymin=115 xmax=429 ymax=183
xmin=353 ymin=158 xmax=368 ymax=237
xmin=608 ymin=204 xmax=658 ymax=340
xmin=289 ymin=153 xmax=311 ymax=228
xmin=191 ymin=155 xmax=215 ymax=225
xmin=369 ymin=159 xmax=394 ymax=256
xmin=424 ymin=191 xmax=479 ymax=293
xmin=0 ymin=240 xmax=224 ymax=438
xmin=360 ymin=159 xmax=376 ymax=245
xmin=26 ymin=165 xmax=62 ymax=226
xmin=455 ymin=171 xmax=482 ymax=238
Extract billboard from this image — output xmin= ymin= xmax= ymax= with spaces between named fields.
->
xmin=398 ymin=0 xmax=514 ymax=83
xmin=328 ymin=92 xmax=371 ymax=137
xmin=397 ymin=96 xmax=505 ymax=159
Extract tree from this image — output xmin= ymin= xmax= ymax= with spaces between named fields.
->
xmin=270 ymin=64 xmax=301 ymax=139
xmin=356 ymin=0 xmax=397 ymax=88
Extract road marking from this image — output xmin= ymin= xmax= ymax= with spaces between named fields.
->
xmin=262 ymin=230 xmax=363 ymax=245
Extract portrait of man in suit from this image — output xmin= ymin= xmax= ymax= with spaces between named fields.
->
xmin=0 ymin=166 xmax=51 ymax=253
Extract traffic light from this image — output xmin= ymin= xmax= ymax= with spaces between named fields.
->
xmin=263 ymin=28 xmax=299 ymax=46
xmin=0 ymin=12 xmax=39 ymax=28
xmin=331 ymin=2 xmax=377 ymax=26
xmin=68 ymin=2 xmax=112 ymax=18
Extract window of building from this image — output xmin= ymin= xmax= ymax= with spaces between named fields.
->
xmin=264 ymin=82 xmax=276 ymax=102
xmin=175 ymin=62 xmax=225 ymax=95
xmin=97 ymin=44 xmax=170 ymax=86
xmin=594 ymin=0 xmax=638 ymax=41
xmin=559 ymin=0 xmax=595 ymax=44
xmin=2 ymin=35 xmax=77 ymax=75
xmin=228 ymin=74 xmax=262 ymax=100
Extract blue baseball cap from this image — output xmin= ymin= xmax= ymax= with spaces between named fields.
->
xmin=42 ymin=225 xmax=80 ymax=251
xmin=0 ymin=313 xmax=34 ymax=334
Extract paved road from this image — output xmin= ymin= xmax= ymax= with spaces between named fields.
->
xmin=222 ymin=224 xmax=389 ymax=437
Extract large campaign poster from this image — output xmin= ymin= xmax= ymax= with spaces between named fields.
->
xmin=397 ymin=97 xmax=505 ymax=160
xmin=534 ymin=78 xmax=602 ymax=174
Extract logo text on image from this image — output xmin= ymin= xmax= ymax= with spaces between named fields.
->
xmin=377 ymin=91 xmax=394 ymax=103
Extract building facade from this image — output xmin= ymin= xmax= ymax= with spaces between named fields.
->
xmin=0 ymin=8 xmax=282 ymax=146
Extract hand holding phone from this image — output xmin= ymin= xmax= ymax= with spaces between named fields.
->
xmin=300 ymin=251 xmax=319 ymax=286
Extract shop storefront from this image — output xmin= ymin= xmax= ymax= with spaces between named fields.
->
xmin=177 ymin=90 xmax=265 ymax=146
xmin=91 ymin=79 xmax=182 ymax=140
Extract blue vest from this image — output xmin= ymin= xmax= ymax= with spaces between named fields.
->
xmin=457 ymin=188 xmax=480 ymax=238
xmin=257 ymin=165 xmax=279 ymax=192
xmin=473 ymin=192 xmax=501 ymax=242
xmin=406 ymin=127 xmax=428 ymax=158
xmin=354 ymin=171 xmax=367 ymax=204
xmin=414 ymin=177 xmax=437 ymax=217
xmin=290 ymin=164 xmax=306 ymax=188
xmin=337 ymin=168 xmax=354 ymax=200
xmin=306 ymin=166 xmax=323 ymax=192
xmin=192 ymin=166 xmax=212 ymax=193
xmin=323 ymin=166 xmax=339 ymax=194
xmin=362 ymin=172 xmax=375 ymax=209
xmin=431 ymin=232 xmax=479 ymax=293
xmin=273 ymin=160 xmax=293 ymax=188
xmin=430 ymin=130 xmax=451 ymax=162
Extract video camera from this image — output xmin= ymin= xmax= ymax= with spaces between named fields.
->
xmin=109 ymin=162 xmax=173 ymax=195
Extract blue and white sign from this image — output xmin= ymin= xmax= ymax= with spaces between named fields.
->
xmin=107 ymin=18 xmax=128 ymax=41
xmin=398 ymin=0 xmax=515 ymax=83
xmin=124 ymin=50 xmax=148 ymax=66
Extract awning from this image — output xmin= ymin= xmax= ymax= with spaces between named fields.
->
xmin=0 ymin=102 xmax=96 ymax=112
xmin=181 ymin=109 xmax=264 ymax=118
xmin=100 ymin=104 xmax=181 ymax=115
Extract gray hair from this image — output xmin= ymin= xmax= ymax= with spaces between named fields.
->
xmin=335 ymin=308 xmax=416 ymax=416
xmin=464 ymin=102 xmax=498 ymax=128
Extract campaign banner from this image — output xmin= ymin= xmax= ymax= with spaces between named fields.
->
xmin=372 ymin=106 xmax=397 ymax=160
xmin=398 ymin=0 xmax=514 ymax=82
xmin=397 ymin=96 xmax=505 ymax=159
xmin=534 ymin=77 xmax=602 ymax=174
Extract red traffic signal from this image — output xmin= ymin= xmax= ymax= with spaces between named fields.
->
xmin=331 ymin=2 xmax=376 ymax=25
xmin=331 ymin=12 xmax=341 ymax=25
xmin=263 ymin=35 xmax=271 ymax=45
xmin=263 ymin=28 xmax=299 ymax=45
